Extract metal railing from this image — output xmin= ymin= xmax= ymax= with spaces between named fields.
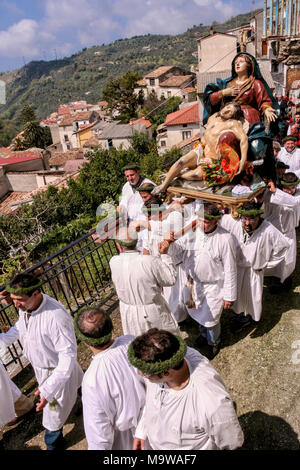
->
xmin=0 ymin=223 xmax=119 ymax=371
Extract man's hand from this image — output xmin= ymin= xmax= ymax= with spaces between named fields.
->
xmin=158 ymin=240 xmax=170 ymax=254
xmin=34 ymin=390 xmax=48 ymax=412
xmin=163 ymin=231 xmax=175 ymax=243
xmin=133 ymin=437 xmax=146 ymax=450
xmin=223 ymin=300 xmax=233 ymax=309
xmin=267 ymin=180 xmax=276 ymax=193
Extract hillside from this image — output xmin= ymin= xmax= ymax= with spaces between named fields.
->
xmin=0 ymin=9 xmax=260 ymax=141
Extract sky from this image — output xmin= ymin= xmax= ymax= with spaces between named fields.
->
xmin=0 ymin=0 xmax=263 ymax=72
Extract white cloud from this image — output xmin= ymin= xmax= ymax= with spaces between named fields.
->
xmin=0 ymin=0 xmax=256 ymax=66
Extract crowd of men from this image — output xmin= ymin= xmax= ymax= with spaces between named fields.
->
xmin=0 ymin=103 xmax=300 ymax=451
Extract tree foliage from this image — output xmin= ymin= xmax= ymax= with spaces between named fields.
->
xmin=103 ymin=71 xmax=143 ymax=123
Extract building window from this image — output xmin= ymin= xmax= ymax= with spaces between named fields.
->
xmin=149 ymin=78 xmax=155 ymax=86
xmin=167 ymin=91 xmax=172 ymax=98
xmin=108 ymin=138 xmax=113 ymax=148
xmin=66 ymin=144 xmax=71 ymax=150
xmin=64 ymin=134 xmax=69 ymax=142
xmin=160 ymin=140 xmax=166 ymax=147
xmin=182 ymin=131 xmax=191 ymax=140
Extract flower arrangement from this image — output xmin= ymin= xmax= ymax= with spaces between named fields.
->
xmin=201 ymin=143 xmax=239 ymax=186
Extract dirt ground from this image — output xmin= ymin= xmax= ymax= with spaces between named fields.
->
xmin=1 ymin=236 xmax=300 ymax=451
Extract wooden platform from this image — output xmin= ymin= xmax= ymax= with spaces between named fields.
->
xmin=167 ymin=185 xmax=266 ymax=216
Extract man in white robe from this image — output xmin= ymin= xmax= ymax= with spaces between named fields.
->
xmin=165 ymin=203 xmax=237 ymax=359
xmin=117 ymin=162 xmax=155 ymax=222
xmin=277 ymin=136 xmax=300 ymax=171
xmin=0 ymin=362 xmax=16 ymax=437
xmin=0 ymin=273 xmax=83 ymax=450
xmin=109 ymin=228 xmax=180 ymax=337
xmin=220 ymin=201 xmax=289 ymax=332
xmin=129 ymin=328 xmax=244 ymax=450
xmin=263 ymin=174 xmax=300 ymax=291
xmin=74 ymin=305 xmax=145 ymax=450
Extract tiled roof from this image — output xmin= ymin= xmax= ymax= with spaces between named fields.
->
xmin=175 ymin=132 xmax=201 ymax=149
xmin=58 ymin=106 xmax=71 ymax=115
xmin=59 ymin=114 xmax=74 ymax=127
xmin=0 ymin=172 xmax=80 ymax=214
xmin=0 ymin=149 xmax=44 ymax=166
xmin=136 ymin=78 xmax=147 ymax=87
xmin=160 ymin=75 xmax=193 ymax=88
xmin=145 ymin=66 xmax=174 ymax=78
xmin=73 ymin=111 xmax=96 ymax=122
xmin=40 ymin=118 xmax=57 ymax=125
xmin=83 ymin=136 xmax=100 ymax=147
xmin=75 ymin=122 xmax=98 ymax=134
xmin=164 ymin=103 xmax=200 ymax=126
xmin=98 ymin=101 xmax=108 ymax=107
xmin=49 ymin=149 xmax=84 ymax=166
xmin=197 ymin=70 xmax=232 ymax=93
xmin=64 ymin=159 xmax=88 ymax=172
xmin=183 ymin=87 xmax=196 ymax=93
xmin=130 ymin=117 xmax=152 ymax=129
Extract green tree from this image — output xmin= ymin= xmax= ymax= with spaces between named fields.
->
xmin=103 ymin=71 xmax=143 ymax=123
xmin=22 ymin=121 xmax=52 ymax=149
xmin=20 ymin=105 xmax=36 ymax=126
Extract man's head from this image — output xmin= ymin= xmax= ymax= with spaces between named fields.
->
xmin=136 ymin=183 xmax=156 ymax=203
xmin=196 ymin=202 xmax=222 ymax=233
xmin=238 ymin=201 xmax=263 ymax=233
xmin=273 ymin=140 xmax=281 ymax=157
xmin=276 ymin=161 xmax=289 ymax=179
xmin=6 ymin=273 xmax=43 ymax=311
xmin=122 ymin=162 xmax=141 ymax=187
xmin=74 ymin=305 xmax=113 ymax=350
xmin=282 ymin=136 xmax=298 ymax=153
xmin=290 ymin=124 xmax=299 ymax=135
xmin=295 ymin=112 xmax=300 ymax=124
xmin=280 ymin=172 xmax=299 ymax=195
xmin=114 ymin=226 xmax=138 ymax=253
xmin=277 ymin=94 xmax=283 ymax=102
xmin=142 ymin=196 xmax=164 ymax=220
xmin=219 ymin=102 xmax=243 ymax=121
xmin=128 ymin=328 xmax=187 ymax=383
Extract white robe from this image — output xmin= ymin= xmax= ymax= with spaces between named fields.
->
xmin=169 ymin=226 xmax=237 ymax=327
xmin=277 ymin=147 xmax=300 ymax=172
xmin=134 ymin=347 xmax=244 ymax=450
xmin=220 ymin=215 xmax=289 ymax=321
xmin=109 ymin=251 xmax=180 ymax=336
xmin=82 ymin=335 xmax=145 ymax=450
xmin=0 ymin=362 xmax=16 ymax=428
xmin=142 ymin=211 xmax=188 ymax=322
xmin=0 ymin=294 xmax=84 ymax=431
xmin=263 ymin=188 xmax=300 ymax=281
xmin=119 ymin=177 xmax=155 ymax=221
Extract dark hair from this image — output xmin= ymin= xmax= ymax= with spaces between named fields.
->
xmin=132 ymin=328 xmax=184 ymax=370
xmin=220 ymin=101 xmax=244 ymax=121
xmin=77 ymin=307 xmax=113 ymax=342
xmin=203 ymin=202 xmax=220 ymax=217
xmin=9 ymin=273 xmax=41 ymax=296
xmin=241 ymin=201 xmax=261 ymax=213
xmin=144 ymin=195 xmax=163 ymax=208
xmin=139 ymin=183 xmax=156 ymax=192
xmin=281 ymin=172 xmax=298 ymax=185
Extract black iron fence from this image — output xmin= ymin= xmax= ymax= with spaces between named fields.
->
xmin=0 ymin=224 xmax=119 ymax=371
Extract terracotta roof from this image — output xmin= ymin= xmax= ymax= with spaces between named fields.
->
xmin=40 ymin=118 xmax=57 ymax=125
xmin=130 ymin=118 xmax=152 ymax=129
xmin=183 ymin=87 xmax=196 ymax=93
xmin=73 ymin=111 xmax=96 ymax=122
xmin=0 ymin=147 xmax=11 ymax=158
xmin=175 ymin=132 xmax=201 ymax=149
xmin=0 ymin=152 xmax=43 ymax=166
xmin=0 ymin=172 xmax=80 ymax=215
xmin=59 ymin=114 xmax=74 ymax=127
xmin=75 ymin=122 xmax=98 ymax=134
xmin=136 ymin=78 xmax=147 ymax=87
xmin=83 ymin=136 xmax=100 ymax=147
xmin=145 ymin=66 xmax=175 ymax=78
xmin=64 ymin=159 xmax=88 ymax=172
xmin=58 ymin=106 xmax=71 ymax=115
xmin=160 ymin=75 xmax=194 ymax=88
xmin=49 ymin=149 xmax=84 ymax=166
xmin=164 ymin=103 xmax=200 ymax=126
xmin=98 ymin=101 xmax=108 ymax=107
